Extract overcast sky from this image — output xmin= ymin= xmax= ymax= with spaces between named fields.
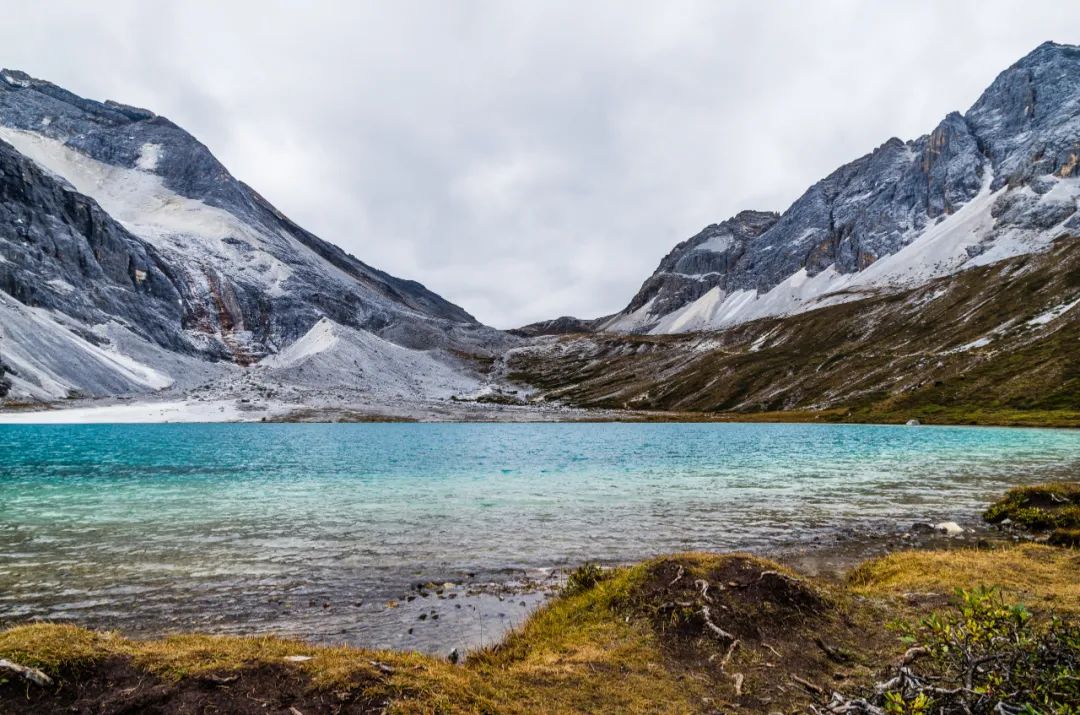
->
xmin=1 ymin=2 xmax=1077 ymax=327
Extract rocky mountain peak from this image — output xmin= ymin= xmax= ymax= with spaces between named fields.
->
xmin=965 ymin=42 xmax=1080 ymax=189
xmin=0 ymin=70 xmax=505 ymax=400
xmin=594 ymin=42 xmax=1080 ymax=335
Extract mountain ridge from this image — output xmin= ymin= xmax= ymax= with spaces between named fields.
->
xmin=0 ymin=68 xmax=512 ymax=402
xmin=1 ymin=42 xmax=1078 ymax=420
xmin=520 ymin=41 xmax=1080 ymax=337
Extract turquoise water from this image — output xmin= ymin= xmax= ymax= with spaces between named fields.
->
xmin=1 ymin=422 xmax=1078 ymax=650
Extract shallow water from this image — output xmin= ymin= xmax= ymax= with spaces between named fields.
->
xmin=1 ymin=422 xmax=1078 ymax=653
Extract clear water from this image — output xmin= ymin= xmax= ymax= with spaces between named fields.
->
xmin=1 ymin=422 xmax=1078 ymax=652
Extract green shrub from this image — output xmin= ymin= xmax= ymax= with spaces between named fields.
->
xmin=884 ymin=588 xmax=1080 ymax=714
xmin=984 ymin=482 xmax=1080 ymax=532
xmin=564 ymin=562 xmax=606 ymax=595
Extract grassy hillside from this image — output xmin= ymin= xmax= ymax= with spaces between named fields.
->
xmin=505 ymin=238 xmax=1080 ymax=426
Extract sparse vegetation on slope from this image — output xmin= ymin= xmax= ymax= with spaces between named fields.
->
xmin=849 ymin=543 xmax=1080 ymax=612
xmin=505 ymin=238 xmax=1080 ymax=426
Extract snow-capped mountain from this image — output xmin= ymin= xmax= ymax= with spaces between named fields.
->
xmin=597 ymin=41 xmax=1080 ymax=335
xmin=0 ymin=70 xmax=511 ymax=401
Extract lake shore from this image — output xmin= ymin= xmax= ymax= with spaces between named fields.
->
xmin=1 ymin=521 xmax=1075 ymax=714
xmin=0 ymin=515 xmax=1002 ymax=658
xmin=3 ymin=395 xmax=1080 ymax=426
xmin=3 ymin=422 xmax=1076 ymax=661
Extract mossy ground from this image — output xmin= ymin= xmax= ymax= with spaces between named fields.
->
xmin=983 ymin=481 xmax=1080 ymax=544
xmin=3 ymin=543 xmax=1077 ymax=714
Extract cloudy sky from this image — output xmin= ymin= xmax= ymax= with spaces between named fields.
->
xmin=1 ymin=2 xmax=1076 ymax=327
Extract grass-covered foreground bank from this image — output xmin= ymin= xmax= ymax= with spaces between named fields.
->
xmin=2 ymin=493 xmax=1079 ymax=714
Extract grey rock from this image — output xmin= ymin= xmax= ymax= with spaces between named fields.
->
xmin=934 ymin=521 xmax=964 ymax=536
xmin=0 ymin=136 xmax=191 ymax=353
xmin=510 ymin=315 xmax=609 ymax=338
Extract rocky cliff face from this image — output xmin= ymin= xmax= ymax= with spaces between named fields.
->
xmin=0 ymin=70 xmax=511 ymax=400
xmin=600 ymin=42 xmax=1080 ymax=335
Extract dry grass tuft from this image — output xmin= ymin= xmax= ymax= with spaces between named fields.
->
xmin=849 ymin=543 xmax=1080 ymax=611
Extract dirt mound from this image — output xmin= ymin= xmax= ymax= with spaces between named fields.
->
xmin=627 ymin=553 xmax=829 ymax=643
xmin=0 ymin=656 xmax=386 ymax=715
xmin=615 ymin=553 xmax=888 ymax=713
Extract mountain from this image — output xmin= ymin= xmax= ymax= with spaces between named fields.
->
xmin=2 ymin=43 xmax=1078 ymax=421
xmin=506 ymin=236 xmax=1080 ymax=422
xmin=0 ymin=70 xmax=511 ymax=402
xmin=589 ymin=41 xmax=1080 ymax=335
xmin=503 ymin=42 xmax=1080 ymax=423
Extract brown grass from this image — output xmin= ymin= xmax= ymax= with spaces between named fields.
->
xmin=849 ymin=543 xmax=1080 ymax=612
xmin=3 ymin=545 xmax=1078 ymax=712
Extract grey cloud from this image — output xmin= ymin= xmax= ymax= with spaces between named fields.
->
xmin=1 ymin=0 xmax=1077 ymax=327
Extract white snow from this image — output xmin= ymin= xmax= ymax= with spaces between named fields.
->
xmin=695 ymin=232 xmax=734 ymax=253
xmin=630 ymin=167 xmax=1080 ymax=335
xmin=259 ymin=317 xmax=338 ymax=368
xmin=601 ymin=296 xmax=657 ymax=332
xmin=1041 ymin=175 xmax=1080 ymax=204
xmin=257 ymin=317 xmax=483 ymax=401
xmin=853 ymin=170 xmax=1001 ymax=288
xmin=1027 ymin=297 xmax=1080 ymax=326
xmin=46 ymin=278 xmax=75 ymax=293
xmin=0 ymin=293 xmax=174 ymax=400
xmin=0 ymin=400 xmax=249 ymax=424
xmin=649 ymin=265 xmax=855 ymax=334
xmin=135 ymin=142 xmax=163 ymax=171
xmin=748 ymin=327 xmax=781 ymax=352
xmin=0 ymin=127 xmax=294 ymax=299
xmin=2 ymin=73 xmax=30 ymax=88
xmin=950 ymin=336 xmax=992 ymax=353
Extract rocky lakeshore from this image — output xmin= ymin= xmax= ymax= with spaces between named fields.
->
xmin=1 ymin=482 xmax=1077 ymax=714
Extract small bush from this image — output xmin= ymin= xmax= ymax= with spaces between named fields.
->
xmin=834 ymin=587 xmax=1080 ymax=714
xmin=984 ymin=482 xmax=1080 ymax=531
xmin=564 ymin=562 xmax=606 ymax=595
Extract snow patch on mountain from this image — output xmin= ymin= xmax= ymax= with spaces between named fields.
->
xmin=259 ymin=317 xmax=339 ymax=369
xmin=0 ymin=126 xmax=295 ymax=298
xmin=1027 ymin=296 xmax=1080 ymax=325
xmin=135 ymin=142 xmax=163 ymax=171
xmin=256 ymin=318 xmax=483 ymax=400
xmin=0 ymin=293 xmax=175 ymax=400
xmin=696 ymin=232 xmax=734 ymax=253
xmin=633 ymin=170 xmax=1080 ymax=334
